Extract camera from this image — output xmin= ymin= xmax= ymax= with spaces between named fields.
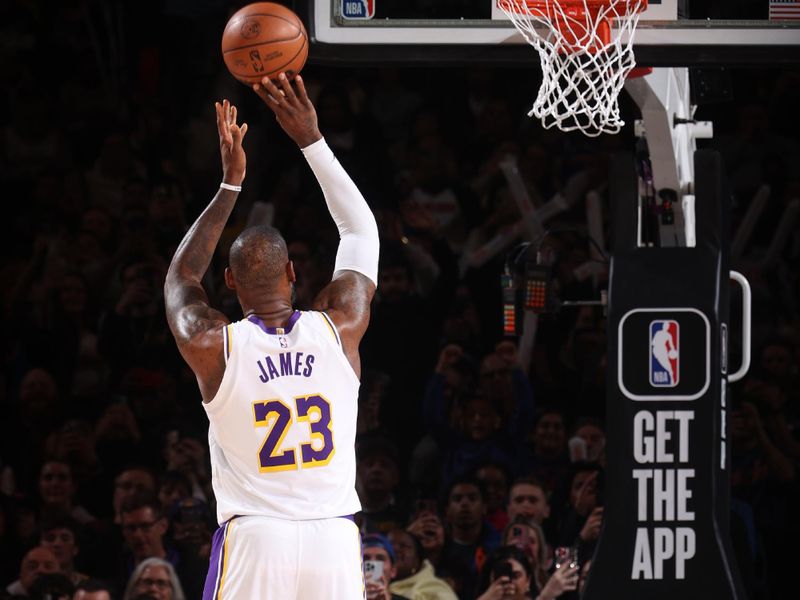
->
xmin=492 ymin=560 xmax=514 ymax=580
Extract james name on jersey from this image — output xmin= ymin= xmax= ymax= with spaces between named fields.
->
xmin=257 ymin=351 xmax=316 ymax=382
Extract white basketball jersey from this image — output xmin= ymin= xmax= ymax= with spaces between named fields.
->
xmin=204 ymin=311 xmax=362 ymax=524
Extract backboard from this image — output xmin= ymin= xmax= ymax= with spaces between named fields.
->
xmin=302 ymin=0 xmax=800 ymax=66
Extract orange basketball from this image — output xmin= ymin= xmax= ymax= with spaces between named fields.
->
xmin=221 ymin=2 xmax=308 ymax=85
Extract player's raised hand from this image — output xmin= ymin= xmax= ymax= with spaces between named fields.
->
xmin=215 ymin=99 xmax=247 ymax=186
xmin=214 ymin=100 xmax=247 ymax=185
xmin=253 ymin=73 xmax=322 ymax=148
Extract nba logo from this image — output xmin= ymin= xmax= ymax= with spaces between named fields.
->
xmin=341 ymin=0 xmax=375 ymax=19
xmin=650 ymin=320 xmax=679 ymax=387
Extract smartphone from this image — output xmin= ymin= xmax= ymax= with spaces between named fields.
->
xmin=492 ymin=560 xmax=514 ymax=581
xmin=554 ymin=546 xmax=579 ymax=570
xmin=509 ymin=525 xmax=531 ymax=549
xmin=568 ymin=436 xmax=588 ymax=462
xmin=364 ymin=560 xmax=384 ymax=584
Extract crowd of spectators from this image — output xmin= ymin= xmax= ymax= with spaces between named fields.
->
xmin=1 ymin=1 xmax=798 ymax=599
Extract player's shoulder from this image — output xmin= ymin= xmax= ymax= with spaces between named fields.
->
xmin=303 ymin=310 xmax=343 ymax=347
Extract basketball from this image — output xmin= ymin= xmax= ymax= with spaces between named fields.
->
xmin=221 ymin=2 xmax=308 ymax=86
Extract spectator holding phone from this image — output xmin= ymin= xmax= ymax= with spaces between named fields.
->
xmin=504 ymin=516 xmax=580 ymax=599
xmin=475 ymin=545 xmax=533 ymax=600
xmin=538 ymin=546 xmax=580 ymax=600
xmin=362 ymin=533 xmax=411 ymax=600
xmin=5 ymin=545 xmax=61 ymax=597
xmin=406 ymin=503 xmax=447 ymax=569
xmin=553 ymin=463 xmax=603 ymax=566
xmin=502 ymin=517 xmax=549 ymax=593
xmin=569 ymin=418 xmax=606 ymax=465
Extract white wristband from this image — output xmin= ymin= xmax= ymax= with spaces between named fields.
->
xmin=220 ymin=182 xmax=242 ymax=192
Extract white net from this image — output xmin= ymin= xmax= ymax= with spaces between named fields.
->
xmin=499 ymin=0 xmax=646 ymax=137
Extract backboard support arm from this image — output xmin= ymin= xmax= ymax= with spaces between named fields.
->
xmin=624 ymin=67 xmax=713 ymax=248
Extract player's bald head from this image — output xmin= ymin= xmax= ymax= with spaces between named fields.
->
xmin=229 ymin=225 xmax=289 ymax=288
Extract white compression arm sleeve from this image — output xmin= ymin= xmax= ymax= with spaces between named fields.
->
xmin=302 ymin=138 xmax=379 ymax=285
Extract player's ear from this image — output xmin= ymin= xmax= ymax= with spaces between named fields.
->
xmin=224 ymin=267 xmax=236 ymax=290
xmin=286 ymin=260 xmax=297 ymax=283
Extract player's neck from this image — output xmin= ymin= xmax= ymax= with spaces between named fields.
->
xmin=239 ymin=283 xmax=295 ymax=326
xmin=243 ymin=302 xmax=295 ymax=328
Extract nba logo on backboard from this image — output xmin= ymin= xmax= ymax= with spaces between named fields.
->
xmin=341 ymin=0 xmax=375 ymax=19
xmin=650 ymin=320 xmax=679 ymax=387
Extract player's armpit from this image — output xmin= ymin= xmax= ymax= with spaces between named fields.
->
xmin=165 ymin=282 xmax=229 ymax=389
xmin=165 ymin=281 xmax=230 ymax=343
xmin=312 ymin=270 xmax=375 ymax=369
xmin=170 ymin=307 xmax=228 ymax=401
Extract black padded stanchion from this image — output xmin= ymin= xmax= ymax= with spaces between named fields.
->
xmin=582 ymin=150 xmax=745 ymax=599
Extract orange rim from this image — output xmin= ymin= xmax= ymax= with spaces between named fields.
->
xmin=499 ymin=0 xmax=648 ymax=52
xmin=503 ymin=0 xmax=648 ymax=12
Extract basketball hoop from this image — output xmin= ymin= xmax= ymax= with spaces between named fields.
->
xmin=499 ymin=0 xmax=648 ymax=137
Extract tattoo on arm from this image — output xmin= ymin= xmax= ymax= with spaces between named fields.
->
xmin=165 ymin=188 xmax=239 ymax=342
xmin=169 ymin=188 xmax=238 ymax=281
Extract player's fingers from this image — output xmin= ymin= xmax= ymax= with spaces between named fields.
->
xmin=253 ymin=82 xmax=283 ymax=115
xmin=216 ymin=102 xmax=233 ymax=147
xmin=259 ymin=77 xmax=292 ymax=114
xmin=252 ymin=83 xmax=272 ymax=106
xmin=294 ymin=75 xmax=312 ymax=106
xmin=231 ymin=104 xmax=238 ymax=126
xmin=277 ymin=73 xmax=298 ymax=103
xmin=232 ymin=122 xmax=248 ymax=145
xmin=214 ymin=102 xmax=224 ymax=131
xmin=261 ymin=77 xmax=285 ymax=102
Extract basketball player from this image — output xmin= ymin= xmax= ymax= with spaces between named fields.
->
xmin=164 ymin=73 xmax=379 ymax=598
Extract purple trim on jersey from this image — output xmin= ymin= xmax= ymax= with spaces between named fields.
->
xmin=248 ymin=311 xmax=302 ymax=335
xmin=203 ymin=518 xmax=233 ymax=600
xmin=339 ymin=514 xmax=355 ymax=523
